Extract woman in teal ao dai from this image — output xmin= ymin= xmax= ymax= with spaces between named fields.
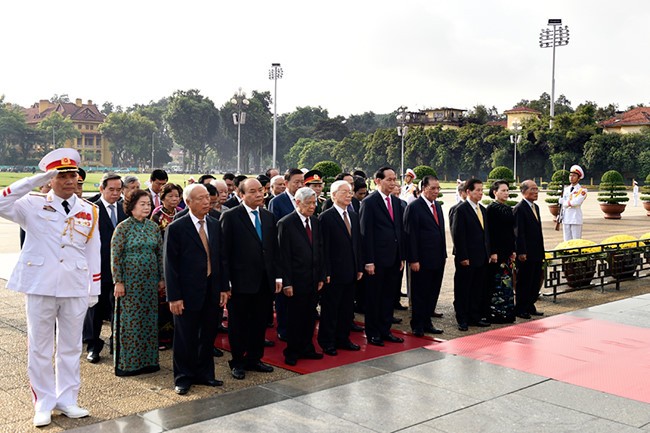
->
xmin=111 ymin=189 xmax=165 ymax=376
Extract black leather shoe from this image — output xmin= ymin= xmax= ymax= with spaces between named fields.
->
xmin=245 ymin=361 xmax=274 ymax=373
xmin=337 ymin=341 xmax=360 ymax=351
xmin=431 ymin=312 xmax=444 ymax=318
xmin=201 ymin=379 xmax=223 ymax=387
xmin=264 ymin=339 xmax=275 ymax=347
xmin=213 ymin=347 xmax=224 ymax=357
xmin=174 ymin=385 xmax=189 ymax=395
xmin=471 ymin=320 xmax=491 ymax=327
xmin=391 ymin=316 xmax=403 ymax=324
xmin=530 ymin=311 xmax=544 ymax=316
xmin=322 ymin=347 xmax=338 ymax=356
xmin=424 ymin=326 xmax=444 ymax=334
xmin=516 ymin=313 xmax=531 ymax=319
xmin=231 ymin=367 xmax=245 ymax=380
xmin=458 ymin=323 xmax=469 ymax=331
xmin=412 ymin=329 xmax=424 ymax=337
xmin=86 ymin=352 xmax=100 ymax=363
xmin=285 ymin=356 xmax=297 ymax=366
xmin=383 ymin=334 xmax=404 ymax=343
xmin=302 ymin=351 xmax=324 ymax=360
xmin=367 ymin=336 xmax=384 ymax=346
xmin=394 ymin=304 xmax=408 ymax=311
xmin=350 ymin=322 xmax=364 ymax=332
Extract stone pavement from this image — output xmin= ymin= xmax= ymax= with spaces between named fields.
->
xmin=0 ymin=191 xmax=649 ymax=432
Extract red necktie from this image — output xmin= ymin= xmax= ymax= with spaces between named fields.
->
xmin=305 ymin=218 xmax=312 ymax=244
xmin=386 ymin=196 xmax=394 ymax=221
xmin=431 ymin=203 xmax=439 ymax=225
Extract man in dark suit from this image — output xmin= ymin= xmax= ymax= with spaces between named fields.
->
xmin=447 ymin=181 xmax=466 ymax=230
xmin=268 ymin=168 xmax=304 ymax=340
xmin=84 ymin=173 xmax=126 ymax=363
xmin=278 ymin=187 xmax=326 ymax=365
xmin=404 ymin=175 xmax=446 ymax=337
xmin=317 ymin=180 xmax=363 ymax=355
xmin=514 ymin=180 xmax=545 ymax=319
xmin=451 ymin=178 xmax=496 ymax=331
xmin=221 ymin=178 xmax=281 ymax=380
xmin=164 ymin=184 xmax=228 ymax=395
xmin=223 ymin=175 xmax=248 ymax=209
xmin=322 ymin=173 xmax=361 ymax=214
xmin=359 ymin=167 xmax=406 ymax=346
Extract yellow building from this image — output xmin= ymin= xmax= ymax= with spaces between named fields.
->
xmin=405 ymin=107 xmax=466 ymax=130
xmin=503 ymin=106 xmax=542 ymax=129
xmin=601 ymin=107 xmax=650 ymax=134
xmin=24 ymin=98 xmax=111 ymax=167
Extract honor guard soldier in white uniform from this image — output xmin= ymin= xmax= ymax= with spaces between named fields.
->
xmin=400 ymin=168 xmax=417 ymax=204
xmin=559 ymin=164 xmax=588 ymax=241
xmin=0 ymin=148 xmax=100 ymax=427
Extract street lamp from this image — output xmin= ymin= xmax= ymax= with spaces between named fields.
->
xmin=510 ymin=122 xmax=521 ymax=183
xmin=540 ymin=18 xmax=569 ymax=128
xmin=268 ymin=63 xmax=283 ymax=170
xmin=396 ymin=106 xmax=410 ymax=182
xmin=231 ymin=88 xmax=249 ymax=175
xmin=151 ymin=131 xmax=155 ymax=169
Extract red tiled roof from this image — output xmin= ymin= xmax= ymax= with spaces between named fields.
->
xmin=486 ymin=120 xmax=507 ymax=127
xmin=504 ymin=106 xmax=542 ymax=115
xmin=600 ymin=107 xmax=650 ymax=127
xmin=23 ymin=101 xmax=105 ymax=125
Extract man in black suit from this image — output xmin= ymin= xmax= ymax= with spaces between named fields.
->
xmin=164 ymin=184 xmax=228 ymax=395
xmin=278 ymin=187 xmax=326 ymax=366
xmin=447 ymin=181 xmax=466 ymax=230
xmin=451 ymin=178 xmax=496 ymax=331
xmin=223 ymin=175 xmax=247 ymax=209
xmin=318 ymin=180 xmax=363 ymax=356
xmin=404 ymin=175 xmax=446 ymax=337
xmin=322 ymin=173 xmax=361 ymax=214
xmin=84 ymin=173 xmax=126 ymax=363
xmin=359 ymin=167 xmax=406 ymax=346
xmin=514 ymin=180 xmax=545 ymax=319
xmin=221 ymin=178 xmax=281 ymax=380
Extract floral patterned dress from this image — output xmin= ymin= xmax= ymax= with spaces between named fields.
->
xmin=110 ymin=217 xmax=163 ymax=376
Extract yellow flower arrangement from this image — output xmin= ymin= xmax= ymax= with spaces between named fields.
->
xmin=600 ymin=234 xmax=638 ymax=250
xmin=639 ymin=233 xmax=650 ymax=247
xmin=545 ymin=239 xmax=601 ymax=261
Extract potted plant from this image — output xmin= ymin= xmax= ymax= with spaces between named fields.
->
xmin=548 ymin=239 xmax=601 ymax=288
xmin=482 ymin=166 xmax=517 ymax=206
xmin=545 ymin=169 xmax=569 ymax=220
xmin=597 ymin=170 xmax=629 ymax=219
xmin=641 ymin=174 xmax=650 ymax=216
xmin=640 ymin=232 xmax=650 ymax=264
xmin=601 ymin=234 xmax=641 ymax=280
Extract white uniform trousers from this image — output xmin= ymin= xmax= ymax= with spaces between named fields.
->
xmin=563 ymin=224 xmax=582 ymax=241
xmin=25 ymin=295 xmax=87 ymax=412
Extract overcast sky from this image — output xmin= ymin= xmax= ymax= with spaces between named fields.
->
xmin=2 ymin=0 xmax=648 ymax=117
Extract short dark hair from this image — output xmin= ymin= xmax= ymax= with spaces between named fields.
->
xmin=234 ymin=175 xmax=248 ymax=189
xmin=150 ymin=169 xmax=168 ymax=182
xmin=100 ymin=172 xmax=123 ymax=189
xmin=421 ymin=175 xmax=439 ymax=188
xmin=160 ymin=183 xmax=183 ymax=201
xmin=265 ymin=168 xmax=278 ymax=178
xmin=223 ymin=172 xmax=235 ymax=181
xmin=197 ymin=174 xmax=216 ymax=184
xmin=257 ymin=174 xmax=270 ymax=186
xmin=285 ymin=168 xmax=303 ymax=181
xmin=123 ymin=189 xmax=151 ymax=216
xmin=352 ymin=170 xmax=367 ymax=179
xmin=353 ymin=176 xmax=367 ymax=192
xmin=489 ymin=180 xmax=509 ymax=199
xmin=205 ymin=183 xmax=217 ymax=196
xmin=334 ymin=172 xmax=352 ymax=181
xmin=464 ymin=178 xmax=483 ymax=193
xmin=374 ymin=167 xmax=395 ymax=180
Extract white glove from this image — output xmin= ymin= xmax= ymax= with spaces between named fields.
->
xmin=88 ymin=296 xmax=99 ymax=308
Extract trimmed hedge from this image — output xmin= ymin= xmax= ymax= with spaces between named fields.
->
xmin=545 ymin=169 xmax=570 ymax=205
xmin=312 ymin=161 xmax=341 ymax=179
xmin=598 ymin=170 xmax=629 ymax=205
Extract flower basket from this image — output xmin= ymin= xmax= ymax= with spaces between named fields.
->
xmin=640 ymin=233 xmax=650 ymax=264
xmin=601 ymin=235 xmax=641 ymax=280
xmin=551 ymin=239 xmax=602 ymax=288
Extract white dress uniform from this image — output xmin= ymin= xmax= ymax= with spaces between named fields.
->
xmin=0 ymin=150 xmax=100 ymax=425
xmin=559 ymin=182 xmax=588 ymax=241
xmin=400 ymin=183 xmax=417 ymax=204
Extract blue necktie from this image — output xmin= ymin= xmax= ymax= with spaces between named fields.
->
xmin=252 ymin=210 xmax=262 ymax=241
xmin=108 ymin=204 xmax=117 ymax=227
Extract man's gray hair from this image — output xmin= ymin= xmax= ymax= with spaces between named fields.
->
xmin=520 ymin=180 xmax=534 ymax=193
xmin=183 ymin=183 xmax=207 ymax=201
xmin=211 ymin=179 xmax=227 ymax=190
xmin=123 ymin=175 xmax=139 ymax=186
xmin=295 ymin=186 xmax=316 ymax=202
xmin=330 ymin=180 xmax=350 ymax=195
xmin=270 ymin=175 xmax=284 ymax=185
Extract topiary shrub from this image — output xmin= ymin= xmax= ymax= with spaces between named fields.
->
xmin=483 ymin=166 xmax=518 ymax=206
xmin=413 ymin=165 xmax=436 ymax=180
xmin=641 ymin=173 xmax=650 ymax=202
xmin=545 ymin=169 xmax=570 ymax=205
xmin=598 ymin=170 xmax=629 ymax=205
xmin=312 ymin=161 xmax=341 ymax=179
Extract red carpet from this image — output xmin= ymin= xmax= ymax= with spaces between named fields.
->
xmin=215 ymin=322 xmax=442 ymax=375
xmin=428 ymin=315 xmax=650 ymax=403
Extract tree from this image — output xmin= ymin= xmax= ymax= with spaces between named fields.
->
xmin=101 ymin=101 xmax=115 ymax=116
xmin=100 ymin=112 xmax=157 ymax=167
xmin=37 ymin=112 xmax=81 ymax=149
xmin=164 ymin=89 xmax=219 ymax=172
xmin=466 ymin=104 xmax=501 ymax=125
xmin=312 ymin=116 xmax=349 ymax=141
xmin=49 ymin=94 xmax=70 ymax=104
xmin=345 ymin=112 xmax=379 ymax=134
xmin=297 ymin=139 xmax=337 ymax=169
xmin=0 ymin=97 xmax=41 ymax=163
xmin=131 ymin=98 xmax=173 ymax=167
xmin=331 ymin=131 xmax=368 ymax=172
